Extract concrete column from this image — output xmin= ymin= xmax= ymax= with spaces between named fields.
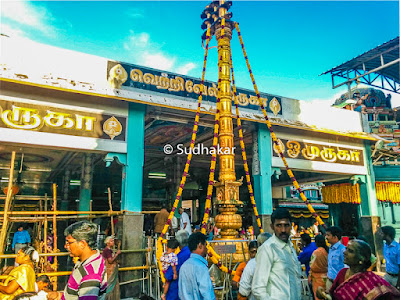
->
xmin=60 ymin=169 xmax=70 ymax=210
xmin=119 ymin=214 xmax=144 ymax=298
xmin=252 ymin=124 xmax=273 ymax=233
xmin=79 ymin=153 xmax=93 ymax=211
xmin=359 ymin=141 xmax=378 ymax=216
xmin=124 ymin=103 xmax=145 ymax=212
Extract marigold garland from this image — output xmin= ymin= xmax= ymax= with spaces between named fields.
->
xmin=376 ymin=182 xmax=400 ymax=203
xmin=321 ymin=183 xmax=361 ymax=204
xmin=156 ymin=27 xmax=212 ymax=283
xmin=231 ymin=55 xmax=263 ymax=233
xmin=235 ymin=23 xmax=325 ymax=227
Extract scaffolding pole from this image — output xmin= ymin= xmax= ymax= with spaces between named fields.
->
xmin=52 ymin=183 xmax=58 ymax=291
xmin=0 ymin=151 xmax=16 ymax=255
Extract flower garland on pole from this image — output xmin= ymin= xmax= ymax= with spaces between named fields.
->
xmin=234 ymin=23 xmax=325 ymax=227
xmin=156 ymin=27 xmax=212 ymax=283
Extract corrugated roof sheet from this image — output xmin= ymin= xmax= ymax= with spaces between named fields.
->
xmin=323 ymin=37 xmax=399 ymax=84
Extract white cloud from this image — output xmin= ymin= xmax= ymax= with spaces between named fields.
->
xmin=176 ymin=63 xmax=197 ymax=75
xmin=123 ymin=31 xmax=197 ymax=75
xmin=142 ymin=51 xmax=176 ymax=70
xmin=1 ymin=1 xmax=55 ymax=36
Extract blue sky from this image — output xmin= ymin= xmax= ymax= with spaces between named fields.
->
xmin=1 ymin=1 xmax=399 ymax=103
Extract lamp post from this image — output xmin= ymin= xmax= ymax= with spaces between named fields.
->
xmin=201 ymin=1 xmax=243 ymax=240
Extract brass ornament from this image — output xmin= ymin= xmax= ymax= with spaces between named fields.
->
xmin=269 ymin=97 xmax=281 ymax=116
xmin=103 ymin=116 xmax=122 ymax=140
xmin=108 ymin=64 xmax=128 ymax=89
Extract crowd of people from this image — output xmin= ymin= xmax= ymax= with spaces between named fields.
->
xmin=1 ymin=207 xmax=400 ymax=300
xmin=0 ymin=221 xmax=119 ymax=300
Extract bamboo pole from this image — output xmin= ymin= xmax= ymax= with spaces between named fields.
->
xmin=52 ymin=183 xmax=58 ymax=291
xmin=7 ymin=210 xmax=125 ymax=215
xmin=44 ymin=193 xmax=48 ymax=256
xmin=5 ymin=214 xmax=122 ymax=222
xmin=0 ymin=151 xmax=16 ymax=256
xmin=0 ymin=265 xmax=153 ymax=279
xmin=0 ymin=248 xmax=150 ymax=259
xmin=107 ymin=187 xmax=115 ymax=238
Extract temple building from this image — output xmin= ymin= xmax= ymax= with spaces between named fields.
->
xmin=333 ymin=87 xmax=400 ymax=235
xmin=1 ymin=35 xmax=380 ymax=262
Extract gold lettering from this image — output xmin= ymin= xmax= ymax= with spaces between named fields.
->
xmin=44 ymin=111 xmax=75 ymax=129
xmin=75 ymin=114 xmax=96 ymax=131
xmin=208 ymin=83 xmax=218 ymax=97
xmin=1 ymin=106 xmax=41 ymax=129
xmin=320 ymin=147 xmax=337 ymax=163
xmin=156 ymin=75 xmax=170 ymax=90
xmin=237 ymin=93 xmax=249 ymax=106
xmin=168 ymin=77 xmax=184 ymax=92
xmin=350 ymin=151 xmax=361 ymax=162
xmin=302 ymin=145 xmax=320 ymax=160
xmin=273 ymin=139 xmax=285 ymax=154
xmin=261 ymin=97 xmax=268 ymax=107
xmin=337 ymin=149 xmax=351 ymax=161
xmin=249 ymin=95 xmax=258 ymax=105
xmin=185 ymin=80 xmax=194 ymax=93
xmin=130 ymin=69 xmax=143 ymax=83
xmin=286 ymin=141 xmax=301 ymax=158
xmin=193 ymin=84 xmax=202 ymax=94
xmin=143 ymin=73 xmax=155 ymax=85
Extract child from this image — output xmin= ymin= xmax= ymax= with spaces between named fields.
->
xmin=160 ymin=238 xmax=179 ymax=300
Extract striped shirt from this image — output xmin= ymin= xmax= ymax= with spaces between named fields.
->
xmin=62 ymin=250 xmax=107 ymax=300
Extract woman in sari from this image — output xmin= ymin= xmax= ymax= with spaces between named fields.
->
xmin=0 ymin=246 xmax=38 ymax=299
xmin=309 ymin=234 xmax=329 ymax=299
xmin=102 ymin=236 xmax=121 ymax=300
xmin=317 ymin=240 xmax=400 ymax=300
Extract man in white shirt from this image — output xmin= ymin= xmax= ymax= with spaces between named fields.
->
xmin=179 ymin=207 xmax=192 ymax=235
xmin=238 ymin=241 xmax=259 ymax=300
xmin=252 ymin=208 xmax=302 ymax=300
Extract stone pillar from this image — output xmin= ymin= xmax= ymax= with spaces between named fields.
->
xmin=119 ymin=213 xmax=144 ymax=298
xmin=60 ymin=169 xmax=70 ymax=211
xmin=79 ymin=154 xmax=93 ymax=211
xmin=359 ymin=141 xmax=378 ymax=216
xmin=124 ymin=102 xmax=145 ymax=212
xmin=252 ymin=124 xmax=273 ymax=233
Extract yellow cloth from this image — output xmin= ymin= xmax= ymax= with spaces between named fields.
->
xmin=0 ymin=264 xmax=36 ymax=299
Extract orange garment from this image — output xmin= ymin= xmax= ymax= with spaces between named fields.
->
xmin=154 ymin=209 xmax=169 ymax=233
xmin=309 ymin=247 xmax=328 ymax=300
xmin=232 ymin=261 xmax=247 ymax=283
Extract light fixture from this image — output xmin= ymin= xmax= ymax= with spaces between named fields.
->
xmin=148 ymin=172 xmax=166 ymax=179
xmin=70 ymin=180 xmax=81 ymax=186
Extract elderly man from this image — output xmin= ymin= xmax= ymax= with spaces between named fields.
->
xmin=178 ymin=232 xmax=215 ymax=300
xmin=252 ymin=208 xmax=302 ymax=300
xmin=164 ymin=230 xmax=191 ymax=300
xmin=62 ymin=221 xmax=107 ymax=300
